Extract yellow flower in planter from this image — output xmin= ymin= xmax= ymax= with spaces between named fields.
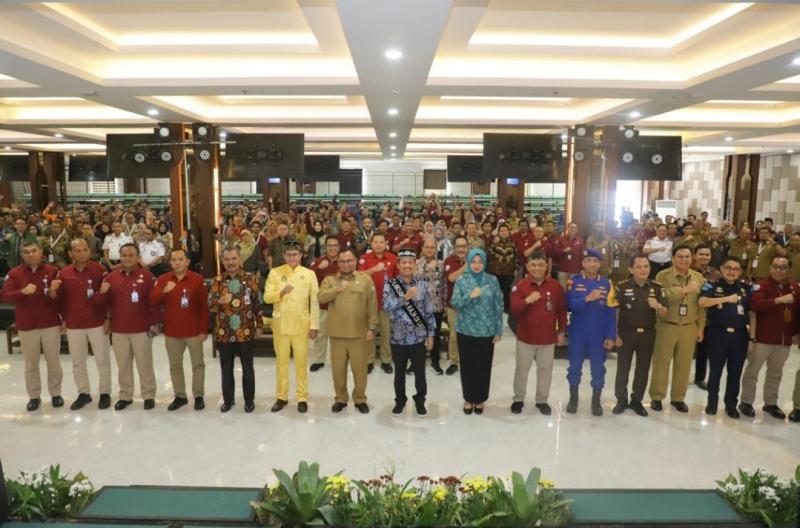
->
xmin=401 ymin=491 xmax=417 ymax=501
xmin=539 ymin=479 xmax=555 ymax=489
xmin=432 ymin=486 xmax=448 ymax=503
xmin=462 ymin=477 xmax=489 ymax=493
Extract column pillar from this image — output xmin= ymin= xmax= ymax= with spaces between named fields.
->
xmin=27 ymin=152 xmax=46 ymax=211
xmin=497 ymin=177 xmax=524 ymax=217
xmin=724 ymin=154 xmax=760 ymax=229
xmin=41 ymin=152 xmax=66 ymax=206
xmin=263 ymin=178 xmax=289 ymax=213
xmin=162 ymin=124 xmax=187 ymax=250
xmin=190 ymin=124 xmax=222 ymax=277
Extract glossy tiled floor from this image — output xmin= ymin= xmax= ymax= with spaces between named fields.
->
xmin=1 ymin=327 xmax=798 ymax=489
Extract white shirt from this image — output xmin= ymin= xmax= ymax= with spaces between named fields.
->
xmin=139 ymin=240 xmax=166 ymax=266
xmin=644 ymin=237 xmax=673 ymax=264
xmin=102 ymin=233 xmax=133 ymax=261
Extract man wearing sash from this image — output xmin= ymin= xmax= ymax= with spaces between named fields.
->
xmin=383 ymin=248 xmax=436 ymax=416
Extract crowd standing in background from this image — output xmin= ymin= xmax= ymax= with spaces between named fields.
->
xmin=1 ymin=195 xmax=799 ymax=423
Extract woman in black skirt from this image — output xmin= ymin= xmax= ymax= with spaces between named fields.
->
xmin=450 ymin=248 xmax=504 ymax=415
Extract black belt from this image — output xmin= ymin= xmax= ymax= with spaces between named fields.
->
xmin=621 ymin=326 xmax=654 ymax=334
xmin=662 ymin=321 xmax=695 ymax=326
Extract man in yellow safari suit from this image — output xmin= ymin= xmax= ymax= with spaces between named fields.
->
xmin=264 ymin=240 xmax=319 ymax=413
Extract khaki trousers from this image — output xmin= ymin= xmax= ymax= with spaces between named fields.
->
xmin=512 ymin=342 xmax=555 ymax=404
xmin=274 ymin=327 xmax=309 ymax=402
xmin=740 ymin=343 xmax=791 ymax=406
xmin=310 ymin=309 xmax=329 ymax=364
xmin=19 ymin=326 xmax=63 ymax=399
xmin=649 ymin=322 xmax=697 ymax=402
xmin=66 ymin=326 xmax=111 ymax=395
xmin=446 ymin=307 xmax=460 ymax=365
xmin=330 ymin=337 xmax=369 ymax=404
xmin=794 ymin=364 xmax=800 ymax=409
xmin=557 ymin=271 xmax=570 ymax=291
xmin=368 ymin=310 xmax=392 ymax=364
xmin=112 ymin=332 xmax=156 ymax=401
xmin=165 ymin=336 xmax=205 ymax=399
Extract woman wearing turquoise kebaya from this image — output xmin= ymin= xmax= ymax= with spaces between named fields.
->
xmin=450 ymin=248 xmax=504 ymax=415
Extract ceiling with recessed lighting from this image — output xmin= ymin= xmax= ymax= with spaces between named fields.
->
xmin=1 ymin=0 xmax=800 ymax=162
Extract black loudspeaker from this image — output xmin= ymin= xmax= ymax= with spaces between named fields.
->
xmin=192 ymin=123 xmax=214 ymax=163
xmin=570 ymin=125 xmax=595 ymax=163
xmin=0 ymin=457 xmax=10 ymax=522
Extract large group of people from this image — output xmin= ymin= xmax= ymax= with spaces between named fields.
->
xmin=2 ymin=196 xmax=799 ymax=423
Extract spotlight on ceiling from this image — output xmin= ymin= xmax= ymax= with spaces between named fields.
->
xmin=196 ymin=125 xmax=209 ymax=138
xmin=560 ymin=133 xmax=567 ymax=140
xmin=387 ymin=108 xmax=399 ymax=116
xmin=622 ymin=152 xmax=634 ymax=164
xmin=54 ymin=133 xmax=64 ymax=138
xmin=160 ymin=150 xmax=173 ymax=162
xmin=158 ymin=126 xmax=170 ymax=138
xmin=133 ymin=151 xmax=147 ymax=164
xmin=390 ymin=145 xmax=397 ymax=150
xmin=147 ymin=109 xmax=159 ymax=116
xmin=725 ymin=136 xmax=734 ymax=141
xmin=629 ymin=111 xmax=641 ymax=119
xmin=385 ymin=49 xmax=402 ymax=61
xmin=4 ymin=146 xmax=11 ymax=151
xmin=219 ymin=131 xmax=228 ymax=139
xmin=198 ymin=149 xmax=212 ymax=161
xmin=793 ymin=57 xmax=800 ymax=66
xmin=788 ymin=149 xmax=795 ymax=154
xmin=389 ymin=132 xmax=397 ymax=138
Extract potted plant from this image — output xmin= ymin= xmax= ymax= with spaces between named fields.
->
xmin=717 ymin=466 xmax=799 ymax=528
xmin=4 ymin=465 xmax=95 ymax=521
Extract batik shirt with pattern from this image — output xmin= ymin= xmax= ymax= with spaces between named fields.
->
xmin=207 ymin=269 xmax=263 ymax=342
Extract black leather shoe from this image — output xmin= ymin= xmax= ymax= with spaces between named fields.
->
xmin=194 ymin=397 xmax=205 ymax=411
xmin=332 ymin=402 xmax=347 ymax=413
xmin=70 ymin=393 xmax=92 ymax=411
xmin=381 ymin=362 xmax=393 ymax=374
xmin=670 ymin=401 xmax=689 ymax=413
xmin=445 ymin=364 xmax=458 ymax=375
xmin=98 ymin=394 xmax=111 ymax=410
xmin=629 ymin=400 xmax=648 ymax=417
xmin=536 ymin=403 xmax=552 ymax=415
xmin=694 ymin=380 xmax=708 ymax=391
xmin=298 ymin=401 xmax=308 ymax=413
xmin=613 ymin=400 xmax=627 ymax=414
xmin=143 ymin=399 xmax=155 ymax=410
xmin=651 ymin=400 xmax=662 ymax=411
xmin=474 ymin=405 xmax=484 ymax=415
xmin=114 ymin=399 xmax=132 ymax=411
xmin=463 ymin=404 xmax=474 ymax=415
xmin=789 ymin=409 xmax=800 ymax=422
xmin=762 ymin=405 xmax=786 ymax=420
xmin=367 ymin=363 xmax=374 ymax=374
xmin=738 ymin=403 xmax=756 ymax=417
xmin=355 ymin=403 xmax=370 ymax=414
xmin=51 ymin=396 xmax=64 ymax=408
xmin=392 ymin=402 xmax=405 ymax=415
xmin=26 ymin=398 xmax=41 ymax=411
xmin=271 ymin=399 xmax=287 ymax=412
xmin=220 ymin=402 xmax=233 ymax=413
xmin=432 ymin=364 xmax=444 ymax=375
xmin=415 ymin=402 xmax=427 ymax=416
xmin=244 ymin=402 xmax=255 ymax=413
xmin=726 ymin=407 xmax=740 ymax=419
xmin=705 ymin=404 xmax=717 ymax=415
xmin=167 ymin=397 xmax=188 ymax=411
xmin=510 ymin=401 xmax=524 ymax=414
xmin=309 ymin=363 xmax=324 ymax=372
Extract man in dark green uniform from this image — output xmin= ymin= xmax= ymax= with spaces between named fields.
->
xmin=613 ymin=254 xmax=667 ymax=417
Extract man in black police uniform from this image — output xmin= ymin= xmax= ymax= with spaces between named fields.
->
xmin=698 ymin=256 xmax=751 ymax=419
xmin=613 ymin=254 xmax=668 ymax=417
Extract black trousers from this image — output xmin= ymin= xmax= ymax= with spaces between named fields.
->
xmin=705 ymin=327 xmax=748 ymax=409
xmin=648 ymin=261 xmax=670 ymax=279
xmin=216 ymin=341 xmax=255 ymax=405
xmin=497 ymin=274 xmax=514 ymax=313
xmin=430 ymin=312 xmax=444 ymax=366
xmin=457 ymin=333 xmax=495 ymax=404
xmin=391 ymin=343 xmax=427 ymax=404
xmin=694 ymin=339 xmax=708 ymax=382
xmin=614 ymin=327 xmax=655 ymax=403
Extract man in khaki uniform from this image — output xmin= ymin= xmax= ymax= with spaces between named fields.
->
xmin=675 ymin=222 xmax=701 ymax=252
xmin=727 ymin=228 xmax=757 ymax=278
xmin=750 ymin=227 xmax=784 ymax=281
xmin=650 ymin=244 xmax=707 ymax=413
xmin=318 ymin=247 xmax=379 ymax=413
xmin=787 ymin=234 xmax=800 ymax=283
xmin=586 ymin=222 xmax=614 ymax=277
xmin=264 ymin=240 xmax=319 ymax=413
xmin=43 ymin=218 xmax=71 ymax=268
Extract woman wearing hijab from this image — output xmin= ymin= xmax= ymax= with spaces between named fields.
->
xmin=237 ymin=229 xmax=259 ymax=274
xmin=304 ymin=220 xmax=327 ymax=266
xmin=434 ymin=225 xmax=453 ymax=261
xmin=450 ymin=248 xmax=504 ymax=415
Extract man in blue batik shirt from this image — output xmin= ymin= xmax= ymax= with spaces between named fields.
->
xmin=383 ymin=248 xmax=436 ymax=417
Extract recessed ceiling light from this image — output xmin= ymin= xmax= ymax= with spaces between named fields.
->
xmin=391 ymin=153 xmax=396 ymax=157
xmin=390 ymin=145 xmax=397 ymax=150
xmin=724 ymin=136 xmax=734 ymax=141
xmin=560 ymin=134 xmax=567 ymax=140
xmin=385 ymin=49 xmax=402 ymax=61
xmin=3 ymin=146 xmax=11 ymax=151
xmin=793 ymin=57 xmax=800 ymax=66
xmin=219 ymin=131 xmax=227 ymax=138
xmin=629 ymin=111 xmax=641 ymax=118
xmin=389 ymin=132 xmax=397 ymax=138
xmin=147 ymin=108 xmax=159 ymax=116
xmin=387 ymin=108 xmax=399 ymax=116
xmin=54 ymin=133 xmax=64 ymax=138
xmin=788 ymin=149 xmax=795 ymax=153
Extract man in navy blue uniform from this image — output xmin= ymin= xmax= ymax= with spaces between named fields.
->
xmin=566 ymin=248 xmax=618 ymax=416
xmin=698 ymin=256 xmax=752 ymax=419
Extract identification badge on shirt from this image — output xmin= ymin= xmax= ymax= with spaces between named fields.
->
xmin=613 ymin=259 xmax=620 ymax=268
xmin=601 ymin=247 xmax=606 ymax=255
xmin=545 ymin=300 xmax=553 ymax=311
xmin=742 ymin=253 xmax=747 ymax=260
xmin=244 ymin=293 xmax=251 ymax=305
xmin=86 ymin=288 xmax=94 ymax=299
xmin=567 ymin=254 xmax=572 ymax=261
xmin=679 ymin=304 xmax=688 ymax=317
xmin=48 ymin=253 xmax=55 ymax=263
xmin=737 ymin=304 xmax=744 ymax=315
xmin=180 ymin=291 xmax=189 ymax=308
xmin=752 ymin=259 xmax=758 ymax=269
xmin=131 ymin=290 xmax=139 ymax=303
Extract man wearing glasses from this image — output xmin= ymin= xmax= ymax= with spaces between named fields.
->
xmin=443 ymin=236 xmax=469 ymax=375
xmin=698 ymin=257 xmax=751 ymax=418
xmin=740 ymin=256 xmax=800 ymax=421
xmin=308 ymin=236 xmax=340 ymax=372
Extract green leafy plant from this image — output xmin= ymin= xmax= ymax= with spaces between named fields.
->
xmin=251 ymin=461 xmax=337 ymax=527
xmin=717 ymin=466 xmax=800 ymax=528
xmin=482 ymin=469 xmax=573 ymax=527
xmin=5 ymin=465 xmax=95 ymax=521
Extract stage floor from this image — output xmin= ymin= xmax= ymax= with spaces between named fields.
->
xmin=1 ymin=326 xmax=798 ymax=489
